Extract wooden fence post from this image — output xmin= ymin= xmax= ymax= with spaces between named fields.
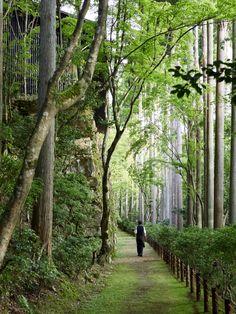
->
xmin=173 ymin=254 xmax=176 ymax=275
xmin=177 ymin=258 xmax=180 ymax=279
xmin=212 ymin=287 xmax=218 ymax=314
xmin=180 ymin=261 xmax=184 ymax=282
xmin=224 ymin=299 xmax=231 ymax=314
xmin=196 ymin=272 xmax=201 ymax=301
xmin=190 ymin=268 xmax=194 ymax=293
xmin=185 ymin=264 xmax=189 ymax=287
xmin=203 ymin=279 xmax=209 ymax=312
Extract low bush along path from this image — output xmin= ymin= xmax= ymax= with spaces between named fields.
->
xmin=80 ymin=230 xmax=203 ymax=314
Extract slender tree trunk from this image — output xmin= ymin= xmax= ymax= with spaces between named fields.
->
xmin=31 ymin=0 xmax=56 ymax=258
xmin=150 ymin=111 xmax=157 ymax=224
xmin=125 ymin=190 xmax=129 ymax=218
xmin=229 ymin=20 xmax=236 ymax=224
xmin=186 ymin=120 xmax=194 ymax=226
xmin=207 ymin=20 xmax=214 ymax=229
xmin=99 ymin=131 xmax=122 ymax=264
xmin=194 ymin=26 xmax=202 ymax=228
xmin=176 ymin=120 xmax=183 ymax=230
xmin=138 ymin=98 xmax=145 ymax=222
xmin=0 ymin=0 xmax=3 ymax=159
xmin=0 ymin=0 xmax=108 ymax=268
xmin=202 ymin=22 xmax=208 ymax=227
xmin=214 ymin=21 xmax=226 ymax=228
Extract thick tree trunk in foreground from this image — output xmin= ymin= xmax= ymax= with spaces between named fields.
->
xmin=31 ymin=0 xmax=56 ymax=258
xmin=214 ymin=21 xmax=226 ymax=228
xmin=0 ymin=0 xmax=108 ymax=268
xmin=206 ymin=20 xmax=214 ymax=229
xmin=229 ymin=20 xmax=236 ymax=224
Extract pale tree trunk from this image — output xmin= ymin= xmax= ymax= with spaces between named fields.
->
xmin=207 ymin=20 xmax=214 ymax=229
xmin=165 ymin=167 xmax=170 ymax=221
xmin=171 ymin=119 xmax=179 ymax=227
xmin=186 ymin=119 xmax=194 ymax=226
xmin=0 ymin=0 xmax=3 ymax=160
xmin=229 ymin=20 xmax=236 ymax=224
xmin=202 ymin=22 xmax=208 ymax=227
xmin=194 ymin=26 xmax=202 ymax=228
xmin=176 ymin=120 xmax=183 ymax=230
xmin=131 ymin=184 xmax=134 ymax=218
xmin=0 ymin=0 xmax=108 ymax=268
xmin=136 ymin=188 xmax=139 ymax=218
xmin=214 ymin=21 xmax=226 ymax=228
xmin=138 ymin=99 xmax=145 ymax=222
xmin=31 ymin=0 xmax=56 ymax=258
xmin=125 ymin=190 xmax=129 ymax=218
xmin=150 ymin=111 xmax=157 ymax=224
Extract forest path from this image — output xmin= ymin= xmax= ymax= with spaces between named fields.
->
xmin=80 ymin=230 xmax=203 ymax=314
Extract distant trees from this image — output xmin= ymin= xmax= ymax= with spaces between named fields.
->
xmin=112 ymin=2 xmax=236 ymax=232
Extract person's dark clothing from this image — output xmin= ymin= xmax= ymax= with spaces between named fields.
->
xmin=136 ymin=225 xmax=145 ymax=256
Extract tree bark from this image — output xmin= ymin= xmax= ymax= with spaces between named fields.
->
xmin=31 ymin=0 xmax=56 ymax=258
xmin=229 ymin=20 xmax=236 ymax=224
xmin=186 ymin=120 xmax=194 ymax=226
xmin=202 ymin=22 xmax=208 ymax=227
xmin=206 ymin=20 xmax=214 ymax=229
xmin=0 ymin=0 xmax=108 ymax=268
xmin=214 ymin=21 xmax=226 ymax=228
xmin=176 ymin=120 xmax=183 ymax=230
xmin=194 ymin=26 xmax=202 ymax=228
xmin=0 ymin=0 xmax=3 ymax=159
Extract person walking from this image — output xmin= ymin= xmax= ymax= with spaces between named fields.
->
xmin=134 ymin=220 xmax=146 ymax=257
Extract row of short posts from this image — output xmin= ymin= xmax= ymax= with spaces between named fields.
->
xmin=147 ymin=239 xmax=233 ymax=314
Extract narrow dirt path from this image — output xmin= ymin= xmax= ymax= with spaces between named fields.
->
xmin=80 ymin=230 xmax=203 ymax=314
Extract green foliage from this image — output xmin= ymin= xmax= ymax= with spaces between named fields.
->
xmin=146 ymin=224 xmax=236 ymax=303
xmin=53 ymin=235 xmax=100 ymax=277
xmin=169 ymin=61 xmax=236 ymax=101
xmin=18 ymin=295 xmax=34 ymax=314
xmin=118 ymin=218 xmax=136 ymax=234
xmin=0 ymin=228 xmax=58 ymax=296
xmin=54 ymin=173 xmax=96 ymax=232
xmin=53 ymin=172 xmax=101 ymax=277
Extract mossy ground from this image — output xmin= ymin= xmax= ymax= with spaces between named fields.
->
xmin=31 ymin=230 xmax=205 ymax=314
xmin=80 ymin=230 xmax=205 ymax=314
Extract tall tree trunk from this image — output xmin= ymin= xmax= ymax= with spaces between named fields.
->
xmin=150 ymin=111 xmax=157 ymax=224
xmin=229 ymin=20 xmax=236 ymax=224
xmin=0 ymin=0 xmax=3 ymax=160
xmin=176 ymin=120 xmax=183 ymax=230
xmin=125 ymin=190 xmax=129 ymax=218
xmin=194 ymin=26 xmax=202 ymax=228
xmin=214 ymin=21 xmax=226 ymax=228
xmin=202 ymin=22 xmax=208 ymax=227
xmin=207 ymin=20 xmax=214 ymax=229
xmin=31 ymin=0 xmax=56 ymax=258
xmin=0 ymin=0 xmax=108 ymax=268
xmin=186 ymin=120 xmax=194 ymax=226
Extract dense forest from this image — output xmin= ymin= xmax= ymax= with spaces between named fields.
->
xmin=0 ymin=0 xmax=236 ymax=312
